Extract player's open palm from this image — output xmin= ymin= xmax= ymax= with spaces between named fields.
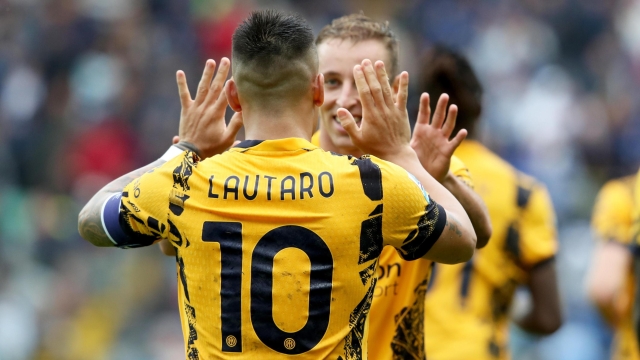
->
xmin=176 ymin=58 xmax=243 ymax=159
xmin=336 ymin=59 xmax=412 ymax=159
xmin=410 ymin=93 xmax=467 ymax=182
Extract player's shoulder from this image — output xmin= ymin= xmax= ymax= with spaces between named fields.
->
xmin=363 ymin=154 xmax=412 ymax=178
xmin=598 ymin=175 xmax=636 ymax=204
xmin=449 ymin=154 xmax=466 ymax=172
xmin=458 ymin=140 xmax=513 ymax=177
xmin=615 ymin=174 xmax=637 ymax=195
xmin=511 ymin=169 xmax=552 ymax=211
xmin=593 ymin=175 xmax=637 ymax=216
xmin=600 ymin=176 xmax=633 ymax=198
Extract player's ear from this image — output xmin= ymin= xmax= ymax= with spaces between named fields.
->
xmin=225 ymin=78 xmax=242 ymax=112
xmin=392 ymin=74 xmax=401 ymax=95
xmin=313 ymin=73 xmax=324 ymax=107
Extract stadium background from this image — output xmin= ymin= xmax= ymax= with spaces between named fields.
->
xmin=0 ymin=0 xmax=638 ymax=358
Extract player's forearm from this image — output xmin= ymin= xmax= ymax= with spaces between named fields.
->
xmin=587 ymin=242 xmax=631 ymax=327
xmin=441 ymin=173 xmax=492 ymax=248
xmin=383 ymin=147 xmax=476 ymax=262
xmin=514 ymin=260 xmax=562 ymax=334
xmin=78 ymin=159 xmax=166 ymax=247
xmin=515 ymin=306 xmax=562 ymax=335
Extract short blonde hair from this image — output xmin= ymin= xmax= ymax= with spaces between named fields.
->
xmin=316 ymin=13 xmax=399 ymax=76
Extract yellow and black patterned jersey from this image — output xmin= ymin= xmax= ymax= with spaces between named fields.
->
xmin=104 ymin=138 xmax=446 ymax=359
xmin=592 ymin=175 xmax=639 ymax=360
xmin=425 ymin=140 xmax=558 ymax=360
xmin=367 ymin=153 xmax=474 ymax=360
xmin=312 ymin=130 xmax=474 ymax=359
xmin=631 ymin=170 xmax=640 ymax=359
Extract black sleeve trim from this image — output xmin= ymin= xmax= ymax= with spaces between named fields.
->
xmin=529 ymin=256 xmax=556 ymax=271
xmin=399 ymin=201 xmax=447 ymax=261
xmin=117 ymin=205 xmax=161 ymax=249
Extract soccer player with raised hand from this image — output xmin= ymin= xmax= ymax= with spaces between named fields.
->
xmin=314 ymin=14 xmax=491 ymax=359
xmin=421 ymin=46 xmax=562 ymax=360
xmin=336 ymin=59 xmax=476 ymax=263
xmin=78 ymin=10 xmax=476 ymax=359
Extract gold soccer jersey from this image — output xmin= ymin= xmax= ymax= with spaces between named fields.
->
xmin=367 ymin=154 xmax=473 ymax=360
xmin=425 ymin=140 xmax=558 ymax=360
xmin=592 ymin=175 xmax=639 ymax=360
xmin=311 ymin=130 xmax=474 ymax=359
xmin=105 ymin=138 xmax=447 ymax=359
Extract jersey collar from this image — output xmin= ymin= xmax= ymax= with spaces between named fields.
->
xmin=230 ymin=138 xmax=319 ymax=153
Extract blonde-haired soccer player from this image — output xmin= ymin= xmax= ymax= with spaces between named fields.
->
xmin=421 ymin=46 xmax=562 ymax=360
xmin=588 ymin=173 xmax=640 ymax=360
xmin=314 ymin=14 xmax=492 ymax=359
xmin=78 ymin=10 xmax=477 ymax=359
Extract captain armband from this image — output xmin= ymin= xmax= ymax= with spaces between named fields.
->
xmin=101 ymin=193 xmax=159 ymax=249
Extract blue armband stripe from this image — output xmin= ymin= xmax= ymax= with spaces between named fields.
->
xmin=101 ymin=193 xmax=131 ymax=247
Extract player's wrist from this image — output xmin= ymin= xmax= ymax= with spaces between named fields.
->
xmin=174 ymin=141 xmax=202 ymax=158
xmin=378 ymin=145 xmax=417 ymax=164
xmin=439 ymin=170 xmax=455 ymax=186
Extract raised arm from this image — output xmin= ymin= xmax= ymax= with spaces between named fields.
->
xmin=337 ymin=59 xmax=476 ymax=264
xmin=410 ymin=92 xmax=492 ymax=248
xmin=78 ymin=159 xmax=170 ymax=247
xmin=78 ymin=58 xmax=242 ymax=247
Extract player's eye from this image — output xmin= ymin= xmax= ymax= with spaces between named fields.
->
xmin=324 ymin=78 xmax=341 ymax=89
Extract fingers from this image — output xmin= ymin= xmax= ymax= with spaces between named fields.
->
xmin=223 ymin=112 xmax=244 ymax=142
xmin=195 ymin=59 xmax=216 ymax=104
xmin=395 ymin=71 xmax=409 ymax=110
xmin=361 ymin=60 xmax=385 ymax=108
xmin=205 ymin=57 xmax=230 ymax=106
xmin=442 ymin=105 xmax=458 ymax=138
xmin=336 ymin=108 xmax=362 ymax=143
xmin=449 ymin=128 xmax=468 ymax=150
xmin=374 ymin=61 xmax=394 ymax=108
xmin=431 ymin=93 xmax=449 ymax=128
xmin=416 ymin=93 xmax=431 ymax=125
xmin=353 ymin=64 xmax=376 ymax=111
xmin=172 ymin=136 xmax=180 ymax=145
xmin=176 ymin=70 xmax=192 ymax=108
xmin=211 ymin=84 xmax=229 ymax=114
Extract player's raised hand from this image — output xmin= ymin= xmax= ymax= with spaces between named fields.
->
xmin=176 ymin=58 xmax=243 ymax=159
xmin=336 ymin=59 xmax=412 ymax=159
xmin=410 ymin=93 xmax=467 ymax=182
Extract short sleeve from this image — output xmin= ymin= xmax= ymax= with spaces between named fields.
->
xmin=518 ymin=184 xmax=558 ymax=267
xmin=449 ymin=155 xmax=474 ymax=189
xmin=377 ymin=159 xmax=447 ymax=261
xmin=102 ymin=151 xmax=193 ymax=248
xmin=591 ymin=179 xmax=634 ymax=245
xmin=632 ymin=171 xmax=640 ymax=251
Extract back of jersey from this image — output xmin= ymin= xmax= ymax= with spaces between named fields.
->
xmin=120 ymin=138 xmax=444 ymax=359
xmin=425 ymin=140 xmax=557 ymax=360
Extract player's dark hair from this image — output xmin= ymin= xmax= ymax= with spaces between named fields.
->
xmin=233 ymin=10 xmax=315 ymax=65
xmin=419 ymin=46 xmax=483 ymax=138
xmin=231 ymin=10 xmax=318 ymax=109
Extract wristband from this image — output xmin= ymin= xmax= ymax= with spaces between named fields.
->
xmin=174 ymin=141 xmax=202 ymax=158
xmin=160 ymin=145 xmax=185 ymax=162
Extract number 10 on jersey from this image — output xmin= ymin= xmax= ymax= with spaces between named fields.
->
xmin=202 ymin=221 xmax=334 ymax=355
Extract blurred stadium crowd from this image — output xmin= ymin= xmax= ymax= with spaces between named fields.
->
xmin=1 ymin=0 xmax=640 ymax=359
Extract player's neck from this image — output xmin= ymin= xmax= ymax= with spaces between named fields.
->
xmin=243 ymin=106 xmax=315 ymax=141
xmin=318 ymin=129 xmax=363 ymax=157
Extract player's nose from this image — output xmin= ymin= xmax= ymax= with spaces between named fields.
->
xmin=336 ymin=82 xmax=359 ymax=109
